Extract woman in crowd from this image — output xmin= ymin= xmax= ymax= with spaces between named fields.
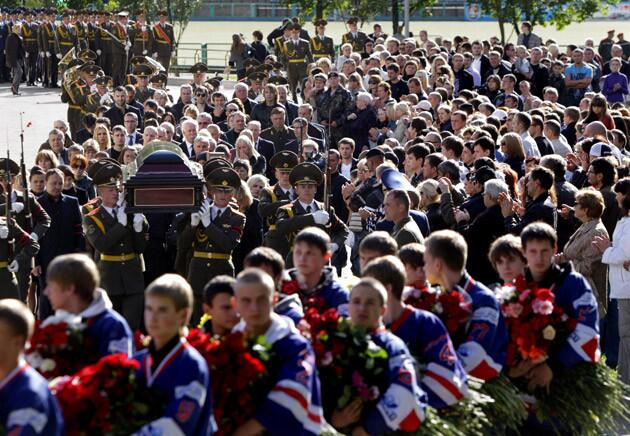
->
xmin=246 ymin=174 xmax=268 ymax=199
xmin=229 ymin=33 xmax=253 ymax=80
xmin=70 ymin=154 xmax=95 ymax=199
xmin=93 ymin=124 xmax=111 ymax=152
xmin=500 ymin=132 xmax=526 ymax=178
xmin=583 ymin=94 xmax=616 ymax=130
xmin=35 ymin=150 xmax=59 ymax=171
xmin=119 ymin=145 xmax=138 ymax=166
xmin=419 ymin=179 xmax=448 ymax=232
xmin=234 ymin=135 xmax=265 ymax=175
xmin=345 ymin=92 xmax=377 ymax=153
xmin=58 ymin=165 xmax=89 ymax=206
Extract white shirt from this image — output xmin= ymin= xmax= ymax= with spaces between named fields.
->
xmin=299 ymin=201 xmax=317 ymax=212
xmin=520 ymin=131 xmax=541 ymax=158
xmin=281 ymin=188 xmax=295 ymax=201
xmin=340 ymin=162 xmax=353 ymax=180
xmin=102 ymin=205 xmax=117 ymax=219
xmin=550 ymin=137 xmax=572 ymax=157
xmin=211 ymin=205 xmax=227 ymax=221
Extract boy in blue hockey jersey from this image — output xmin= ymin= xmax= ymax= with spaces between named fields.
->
xmin=424 ymin=230 xmax=508 ymax=380
xmin=45 ymin=253 xmax=133 ymax=357
xmin=134 ymin=274 xmax=216 ymax=436
xmin=0 ymin=299 xmax=64 ymax=435
xmin=201 ymin=275 xmax=240 ymax=337
xmin=280 ymin=227 xmax=349 ymax=315
xmin=331 ymin=278 xmax=427 ymax=435
xmin=232 ymin=268 xmax=323 ymax=436
xmin=513 ymin=223 xmax=599 ymax=390
xmin=363 ymin=255 xmax=468 ymax=409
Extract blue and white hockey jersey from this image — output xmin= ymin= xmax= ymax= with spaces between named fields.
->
xmin=234 ymin=313 xmax=323 ymax=436
xmin=455 ymin=272 xmax=508 ymax=380
xmin=361 ymin=329 xmax=428 ymax=435
xmin=133 ymin=337 xmax=216 ymax=436
xmin=0 ymin=360 xmax=64 ymax=435
xmin=282 ymin=267 xmax=349 ymax=316
xmin=81 ymin=288 xmax=134 ymax=357
xmin=389 ymin=306 xmax=468 ymax=409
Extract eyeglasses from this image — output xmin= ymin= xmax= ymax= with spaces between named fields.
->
xmin=196 ymin=93 xmax=206 ymax=97
xmin=72 ymin=165 xmax=85 ymax=170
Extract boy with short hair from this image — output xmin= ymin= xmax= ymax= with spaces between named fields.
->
xmin=133 ymin=274 xmax=216 ymax=435
xmin=398 ymin=242 xmax=429 ymax=291
xmin=244 ymin=246 xmax=304 ymax=323
xmin=488 ymin=234 xmax=527 ymax=285
xmin=363 ymin=256 xmax=468 ymax=409
xmin=357 ymin=231 xmax=398 ymax=273
xmin=332 ymin=278 xmax=426 ymax=435
xmin=232 ymin=268 xmax=323 ymax=436
xmin=281 ymin=227 xmax=349 ymax=314
xmin=423 ymin=230 xmax=508 ymax=380
xmin=201 ymin=275 xmax=239 ymax=337
xmin=0 ymin=299 xmax=64 ymax=435
xmin=45 ymin=253 xmax=133 ymax=357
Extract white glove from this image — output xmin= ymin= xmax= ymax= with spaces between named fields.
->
xmin=100 ymin=94 xmax=111 ymax=105
xmin=96 ymin=49 xmax=102 ymax=56
xmin=152 ymin=52 xmax=158 ymax=59
xmin=125 ymin=42 xmax=132 ymax=49
xmin=12 ymin=202 xmax=24 ymax=213
xmin=312 ymin=210 xmax=330 ymax=225
xmin=331 ymin=243 xmax=339 ymax=253
xmin=39 ymin=51 xmax=44 ymax=57
xmin=133 ymin=213 xmax=144 ymax=232
xmin=117 ymin=206 xmax=128 ymax=226
xmin=142 ymin=49 xmax=147 ymax=55
xmin=56 ymin=53 xmax=62 ymax=59
xmin=90 ymin=84 xmax=97 ymax=92
xmin=0 ymin=225 xmax=8 ymax=239
xmin=8 ymin=260 xmax=19 ymax=273
xmin=25 ymin=52 xmax=29 ymax=58
xmin=46 ymin=51 xmax=51 ymax=57
xmin=141 ymin=25 xmax=146 ymax=31
xmin=30 ymin=232 xmax=39 ymax=243
xmin=190 ymin=212 xmax=201 ymax=226
xmin=200 ymin=203 xmax=211 ymax=227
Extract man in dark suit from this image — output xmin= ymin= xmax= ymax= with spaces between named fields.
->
xmin=167 ymin=84 xmax=193 ymax=123
xmin=179 ymin=118 xmax=198 ymax=159
xmin=452 ymin=53 xmax=475 ymax=95
xmin=248 ymin=120 xmax=276 ymax=179
xmin=328 ymin=149 xmax=351 ymax=223
xmin=36 ymin=168 xmax=85 ymax=318
xmin=123 ymin=112 xmax=144 ymax=145
xmin=233 ymin=82 xmax=257 ymax=116
xmin=484 ymin=50 xmax=512 ymax=81
xmin=471 ymin=40 xmax=492 ymax=80
xmin=104 ymin=86 xmax=142 ymax=130
xmin=277 ymin=85 xmax=299 ymax=123
xmin=223 ymin=111 xmax=247 ymax=146
xmin=297 ymin=103 xmax=327 ymax=145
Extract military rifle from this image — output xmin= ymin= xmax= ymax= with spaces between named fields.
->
xmin=19 ymin=113 xmax=33 ymax=233
xmin=5 ymin=149 xmax=14 ymax=257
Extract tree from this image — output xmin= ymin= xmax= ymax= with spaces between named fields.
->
xmin=477 ymin=0 xmax=619 ymax=43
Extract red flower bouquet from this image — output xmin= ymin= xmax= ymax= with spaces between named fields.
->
xmin=25 ymin=316 xmax=97 ymax=379
xmin=498 ymin=275 xmax=576 ymax=367
xmin=51 ymin=353 xmax=164 ymax=436
xmin=186 ymin=328 xmax=275 ymax=436
xmin=404 ymin=286 xmax=472 ymax=339
xmin=303 ymin=307 xmax=389 ymax=420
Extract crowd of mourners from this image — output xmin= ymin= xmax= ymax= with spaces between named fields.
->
xmin=1 ymin=12 xmax=630 ymax=436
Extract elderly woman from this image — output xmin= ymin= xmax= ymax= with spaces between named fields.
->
xmin=419 ymin=179 xmax=447 ymax=232
xmin=70 ymin=154 xmax=95 ymax=199
xmin=247 ymin=174 xmax=269 ymax=199
xmin=594 ymin=178 xmax=630 ymax=382
xmin=556 ymin=188 xmax=609 ymax=315
xmin=92 ymin=124 xmax=111 ymax=152
xmin=345 ymin=92 xmax=377 ymax=153
xmin=234 ymin=135 xmax=265 ymax=175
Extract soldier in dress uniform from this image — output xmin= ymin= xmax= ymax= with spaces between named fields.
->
xmin=20 ymin=9 xmax=38 ymax=86
xmin=341 ymin=16 xmax=369 ymax=54
xmin=86 ymin=10 xmax=97 ymax=52
xmin=129 ymin=11 xmax=154 ymax=59
xmin=74 ymin=10 xmax=89 ymax=51
xmin=260 ymin=107 xmax=296 ymax=153
xmin=110 ymin=11 xmax=130 ymax=87
xmin=273 ymin=23 xmax=291 ymax=66
xmin=189 ymin=62 xmax=208 ymax=92
xmin=183 ymin=167 xmax=245 ymax=325
xmin=95 ymin=11 xmax=113 ymax=76
xmin=152 ymin=10 xmax=174 ymax=74
xmin=39 ymin=9 xmax=59 ymax=87
xmin=62 ymin=62 xmax=100 ymax=138
xmin=0 ymin=159 xmax=47 ymax=301
xmin=83 ymin=161 xmax=148 ymax=330
xmin=84 ymin=74 xmax=113 ymax=113
xmin=284 ymin=22 xmax=312 ymax=101
xmin=133 ymin=63 xmax=155 ymax=103
xmin=57 ymin=11 xmax=78 ymax=57
xmin=310 ymin=19 xmax=335 ymax=61
xmin=275 ymin=162 xmax=349 ymax=270
xmin=259 ymin=151 xmax=298 ymax=259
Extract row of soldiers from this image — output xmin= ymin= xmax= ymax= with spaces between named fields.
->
xmin=0 ymin=7 xmax=174 ymax=88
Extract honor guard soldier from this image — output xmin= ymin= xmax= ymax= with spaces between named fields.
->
xmin=21 ymin=9 xmax=38 ymax=86
xmin=310 ymin=19 xmax=335 ymax=61
xmin=275 ymin=162 xmax=349 ymax=271
xmin=95 ymin=11 xmax=113 ymax=76
xmin=185 ymin=167 xmax=245 ymax=324
xmin=83 ymin=161 xmax=148 ymax=330
xmin=153 ymin=10 xmax=174 ymax=74
xmin=132 ymin=63 xmax=154 ymax=103
xmin=342 ymin=16 xmax=369 ymax=54
xmin=110 ymin=11 xmax=131 ymax=87
xmin=39 ymin=9 xmax=59 ymax=87
xmin=63 ymin=62 xmax=100 ymax=138
xmin=189 ymin=62 xmax=208 ymax=92
xmin=86 ymin=11 xmax=97 ymax=52
xmin=129 ymin=10 xmax=154 ymax=58
xmin=259 ymin=151 xmax=298 ymax=259
xmin=285 ymin=22 xmax=312 ymax=101
xmin=84 ymin=75 xmax=113 ymax=114
xmin=74 ymin=10 xmax=89 ymax=50
xmin=0 ymin=160 xmax=42 ymax=300
xmin=57 ymin=11 xmax=78 ymax=57
xmin=273 ymin=23 xmax=292 ymax=66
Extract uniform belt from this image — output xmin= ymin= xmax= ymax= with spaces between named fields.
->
xmin=0 ymin=261 xmax=7 ymax=268
xmin=288 ymin=59 xmax=307 ymax=63
xmin=68 ymin=104 xmax=83 ymax=110
xmin=313 ymin=54 xmax=329 ymax=58
xmin=25 ymin=38 xmax=36 ymax=41
xmin=156 ymin=40 xmax=170 ymax=44
xmin=60 ymin=41 xmax=74 ymax=46
xmin=268 ymin=225 xmax=277 ymax=230
xmin=193 ymin=251 xmax=231 ymax=260
xmin=100 ymin=253 xmax=137 ymax=262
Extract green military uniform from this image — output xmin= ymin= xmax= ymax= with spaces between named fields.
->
xmin=260 ymin=125 xmax=296 ymax=154
xmin=259 ymin=151 xmax=298 ymax=258
xmin=75 ymin=19 xmax=89 ymax=51
xmin=110 ymin=14 xmax=130 ymax=87
xmin=83 ymin=162 xmax=148 ymax=330
xmin=132 ymin=63 xmax=155 ymax=103
xmin=129 ymin=19 xmax=154 ymax=58
xmin=341 ymin=17 xmax=369 ymax=54
xmin=56 ymin=20 xmax=78 ymax=56
xmin=391 ymin=216 xmax=424 ymax=248
xmin=310 ymin=19 xmax=335 ymax=61
xmin=275 ymin=163 xmax=349 ymax=269
xmin=39 ymin=17 xmax=59 ymax=86
xmin=284 ymin=23 xmax=313 ymax=101
xmin=152 ymin=12 xmax=175 ymax=74
xmin=20 ymin=17 xmax=39 ymax=85
xmin=189 ymin=62 xmax=208 ymax=93
xmin=84 ymin=75 xmax=113 ymax=114
xmin=183 ymin=167 xmax=245 ymax=324
xmin=95 ymin=18 xmax=113 ymax=76
xmin=62 ymin=63 xmax=100 ymax=138
xmin=0 ymin=216 xmax=39 ymax=300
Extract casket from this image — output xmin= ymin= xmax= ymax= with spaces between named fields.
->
xmin=123 ymin=142 xmax=205 ymax=213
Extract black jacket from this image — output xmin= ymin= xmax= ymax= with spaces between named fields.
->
xmin=460 ymin=204 xmax=505 ymax=285
xmin=505 ymin=192 xmax=557 ymax=235
xmin=104 ymin=105 xmax=142 ymax=131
